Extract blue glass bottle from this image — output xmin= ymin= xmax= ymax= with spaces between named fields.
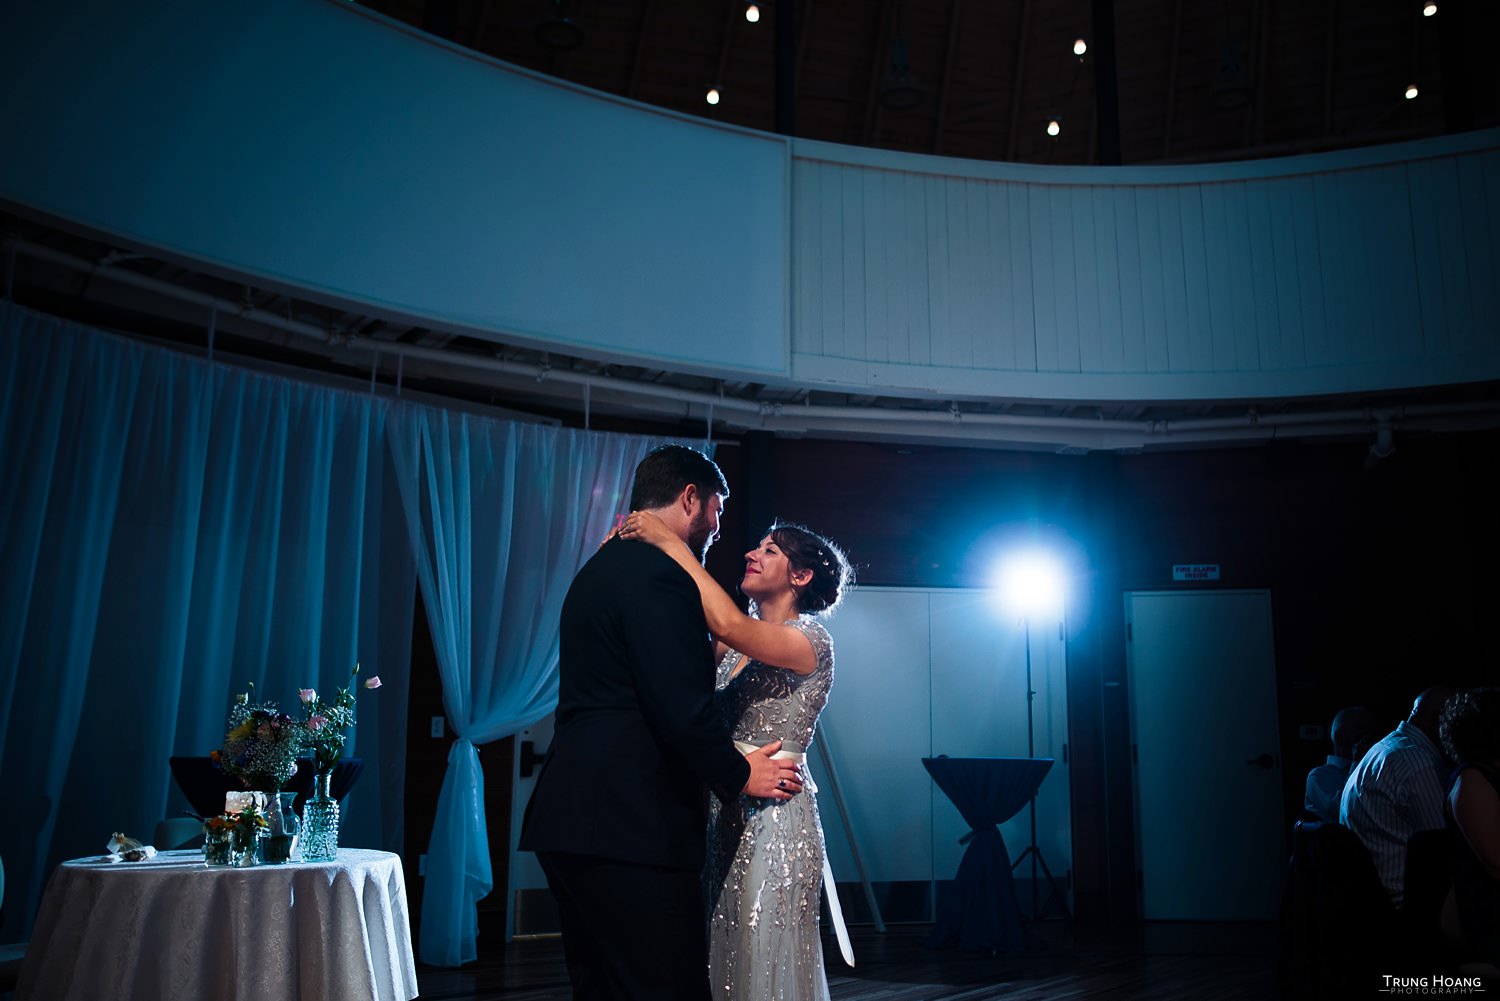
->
xmin=300 ymin=770 xmax=340 ymax=861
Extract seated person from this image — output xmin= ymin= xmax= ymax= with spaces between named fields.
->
xmin=1341 ymin=687 xmax=1455 ymax=906
xmin=1305 ymin=706 xmax=1380 ymax=822
xmin=1439 ymin=688 xmax=1500 ymax=968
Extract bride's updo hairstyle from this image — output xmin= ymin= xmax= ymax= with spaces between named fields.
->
xmin=768 ymin=521 xmax=852 ymax=616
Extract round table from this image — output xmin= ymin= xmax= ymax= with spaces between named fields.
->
xmin=16 ymin=849 xmax=418 ymax=1001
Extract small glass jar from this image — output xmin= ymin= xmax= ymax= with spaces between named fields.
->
xmin=203 ymin=825 xmax=232 ymax=867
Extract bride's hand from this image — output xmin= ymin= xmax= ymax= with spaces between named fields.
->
xmin=617 ymin=510 xmax=674 ymax=549
xmin=598 ymin=514 xmax=625 ymax=549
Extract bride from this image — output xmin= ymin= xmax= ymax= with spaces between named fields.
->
xmin=619 ymin=512 xmax=852 ymax=1001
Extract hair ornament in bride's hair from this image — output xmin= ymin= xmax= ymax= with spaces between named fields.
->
xmin=767 ymin=521 xmax=852 ymax=615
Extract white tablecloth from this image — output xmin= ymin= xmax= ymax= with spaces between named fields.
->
xmin=17 ymin=849 xmax=419 ymax=1001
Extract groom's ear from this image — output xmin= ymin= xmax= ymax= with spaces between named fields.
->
xmin=679 ymin=482 xmax=701 ymax=514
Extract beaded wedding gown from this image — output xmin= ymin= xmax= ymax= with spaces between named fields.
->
xmin=706 ymin=615 xmax=835 ymax=1001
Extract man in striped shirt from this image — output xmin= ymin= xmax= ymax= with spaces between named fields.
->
xmin=1339 ymin=687 xmax=1456 ymax=906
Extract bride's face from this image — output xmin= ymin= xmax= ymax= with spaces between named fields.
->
xmin=741 ymin=535 xmax=798 ymax=601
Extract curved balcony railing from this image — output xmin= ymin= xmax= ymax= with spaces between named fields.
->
xmin=3 ymin=0 xmax=1496 ymax=403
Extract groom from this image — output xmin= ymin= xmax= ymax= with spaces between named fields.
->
xmin=520 ymin=444 xmax=802 ymax=1000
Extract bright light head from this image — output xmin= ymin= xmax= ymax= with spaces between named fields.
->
xmin=994 ymin=550 xmax=1066 ymax=620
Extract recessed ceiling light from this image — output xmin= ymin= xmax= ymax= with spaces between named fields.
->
xmin=1073 ymin=38 xmax=1088 ymax=56
xmin=746 ymin=4 xmax=760 ymax=22
xmin=1405 ymin=84 xmax=1419 ymax=100
xmin=1046 ymin=119 xmax=1061 ymax=136
xmin=707 ymin=87 xmax=721 ymax=105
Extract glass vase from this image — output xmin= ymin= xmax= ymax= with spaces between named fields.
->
xmin=203 ymin=825 xmax=232 ymax=867
xmin=230 ymin=824 xmax=261 ymax=867
xmin=263 ymin=791 xmax=301 ymax=864
xmin=300 ymin=769 xmax=340 ymax=862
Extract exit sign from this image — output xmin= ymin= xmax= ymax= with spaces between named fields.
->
xmin=1173 ymin=564 xmax=1220 ymax=581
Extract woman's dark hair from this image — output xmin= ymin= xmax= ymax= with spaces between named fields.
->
xmin=629 ymin=444 xmax=728 ymax=510
xmin=1439 ymin=687 xmax=1500 ymax=766
xmin=767 ymin=521 xmax=852 ymax=615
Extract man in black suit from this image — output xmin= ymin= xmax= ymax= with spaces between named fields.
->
xmin=520 ymin=444 xmax=802 ymax=1000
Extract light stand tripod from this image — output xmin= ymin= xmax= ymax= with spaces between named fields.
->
xmin=1009 ymin=615 xmax=1074 ymax=925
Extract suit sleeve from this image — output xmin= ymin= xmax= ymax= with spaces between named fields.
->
xmin=620 ymin=555 xmax=751 ymax=803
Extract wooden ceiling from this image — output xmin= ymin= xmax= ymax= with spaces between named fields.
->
xmin=371 ymin=0 xmax=1497 ymax=166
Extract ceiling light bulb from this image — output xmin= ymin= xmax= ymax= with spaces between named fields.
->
xmin=706 ymin=87 xmax=721 ymax=105
xmin=1405 ymin=84 xmax=1419 ymax=100
xmin=1073 ymin=38 xmax=1088 ymax=56
xmin=1046 ymin=119 xmax=1061 ymax=136
xmin=1423 ymin=2 xmax=1437 ymax=16
xmin=745 ymin=4 xmax=760 ymax=22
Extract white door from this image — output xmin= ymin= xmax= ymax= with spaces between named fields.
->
xmin=1125 ymin=590 xmax=1283 ymax=920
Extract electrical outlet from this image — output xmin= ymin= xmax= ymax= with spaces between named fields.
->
xmin=419 ymin=853 xmax=427 ymax=876
xmin=430 ymin=716 xmax=445 ymax=739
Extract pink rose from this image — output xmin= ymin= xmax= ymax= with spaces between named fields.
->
xmin=308 ymin=715 xmax=328 ymax=732
xmin=364 ymin=676 xmax=382 ymax=690
xmin=299 ymin=688 xmax=316 ymax=704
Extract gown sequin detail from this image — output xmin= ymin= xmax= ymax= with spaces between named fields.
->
xmin=707 ymin=615 xmax=834 ymax=1001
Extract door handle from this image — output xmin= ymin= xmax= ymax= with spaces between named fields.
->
xmin=1245 ymin=753 xmax=1275 ymax=769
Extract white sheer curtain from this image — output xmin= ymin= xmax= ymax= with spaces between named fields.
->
xmin=388 ymin=408 xmax=663 ymax=966
xmin=0 ymin=302 xmax=414 ymax=942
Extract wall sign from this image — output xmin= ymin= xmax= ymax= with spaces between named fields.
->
xmin=1173 ymin=564 xmax=1221 ymax=581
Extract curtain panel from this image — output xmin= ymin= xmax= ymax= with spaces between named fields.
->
xmin=0 ymin=302 xmax=417 ymax=943
xmin=388 ymin=407 xmax=665 ymax=966
xmin=0 ymin=301 xmax=681 ymax=969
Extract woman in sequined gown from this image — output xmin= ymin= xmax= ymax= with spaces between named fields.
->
xmin=619 ymin=513 xmax=852 ymax=1001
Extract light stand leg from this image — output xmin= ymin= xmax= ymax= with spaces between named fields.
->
xmin=813 ymin=720 xmax=886 ymax=933
xmin=1014 ymin=616 xmax=1074 ymax=927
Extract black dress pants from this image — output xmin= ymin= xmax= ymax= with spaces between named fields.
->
xmin=538 ymin=851 xmax=711 ymax=1001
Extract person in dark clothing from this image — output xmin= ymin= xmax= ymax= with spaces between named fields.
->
xmin=519 ymin=444 xmax=802 ymax=1000
xmin=1439 ymin=687 xmax=1500 ymax=970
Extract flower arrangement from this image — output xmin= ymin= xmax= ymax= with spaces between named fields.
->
xmin=298 ymin=664 xmax=381 ymax=774
xmin=211 ymin=683 xmax=305 ymax=792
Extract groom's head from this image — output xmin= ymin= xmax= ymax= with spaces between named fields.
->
xmin=629 ymin=445 xmax=729 ymax=559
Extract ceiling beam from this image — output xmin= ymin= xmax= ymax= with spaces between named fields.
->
xmin=626 ymin=0 xmax=656 ymax=100
xmin=931 ymin=0 xmax=965 ymax=153
xmin=1004 ymin=0 xmax=1033 ymax=160
xmin=1161 ymin=0 xmax=1185 ymax=158
xmin=709 ymin=0 xmax=738 ymax=120
xmin=861 ymin=0 xmax=897 ymax=146
xmin=1321 ymin=0 xmax=1338 ymax=138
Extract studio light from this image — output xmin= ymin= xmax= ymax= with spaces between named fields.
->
xmin=1046 ymin=118 xmax=1061 ymax=137
xmin=1405 ymin=84 xmax=1419 ymax=100
xmin=745 ymin=3 xmax=760 ymax=22
xmin=1423 ymin=2 xmax=1437 ymax=16
xmin=706 ymin=87 xmax=721 ymax=105
xmin=994 ymin=549 xmax=1066 ymax=621
xmin=1073 ymin=38 xmax=1088 ymax=56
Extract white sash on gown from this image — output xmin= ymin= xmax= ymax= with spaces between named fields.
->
xmin=735 ymin=739 xmax=855 ymax=968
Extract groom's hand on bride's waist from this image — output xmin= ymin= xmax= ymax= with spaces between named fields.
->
xmin=741 ymin=739 xmax=803 ymax=800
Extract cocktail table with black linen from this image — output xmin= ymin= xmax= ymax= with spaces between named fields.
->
xmin=923 ymin=755 xmax=1054 ymax=953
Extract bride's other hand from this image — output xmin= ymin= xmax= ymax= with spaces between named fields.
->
xmin=618 ymin=510 xmax=675 ymax=549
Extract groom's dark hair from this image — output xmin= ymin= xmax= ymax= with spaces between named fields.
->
xmin=629 ymin=444 xmax=728 ymax=511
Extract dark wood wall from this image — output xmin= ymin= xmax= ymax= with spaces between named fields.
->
xmin=402 ymin=421 xmax=1500 ymax=933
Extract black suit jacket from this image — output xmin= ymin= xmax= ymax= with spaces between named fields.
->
xmin=520 ymin=537 xmax=751 ymax=870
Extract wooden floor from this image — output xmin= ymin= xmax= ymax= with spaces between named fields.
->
xmin=414 ymin=920 xmax=1279 ymax=1000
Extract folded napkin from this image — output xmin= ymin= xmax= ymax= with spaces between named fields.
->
xmin=105 ymin=832 xmax=158 ymax=863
